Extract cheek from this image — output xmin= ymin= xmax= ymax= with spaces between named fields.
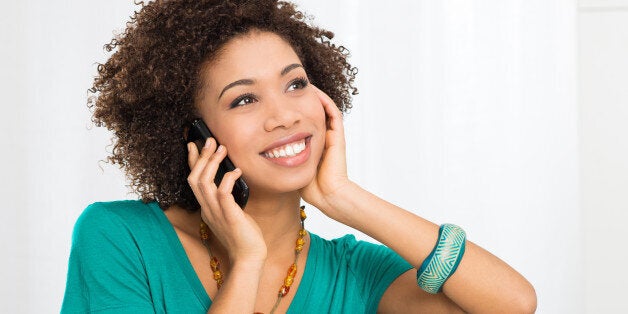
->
xmin=316 ymin=104 xmax=327 ymax=127
xmin=303 ymin=93 xmax=326 ymax=128
xmin=308 ymin=99 xmax=327 ymax=158
xmin=207 ymin=117 xmax=258 ymax=160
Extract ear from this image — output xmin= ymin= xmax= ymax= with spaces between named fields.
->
xmin=182 ymin=125 xmax=191 ymax=142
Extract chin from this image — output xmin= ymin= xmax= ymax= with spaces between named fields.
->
xmin=245 ymin=167 xmax=316 ymax=196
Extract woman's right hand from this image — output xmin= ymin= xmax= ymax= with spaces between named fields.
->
xmin=187 ymin=138 xmax=267 ymax=264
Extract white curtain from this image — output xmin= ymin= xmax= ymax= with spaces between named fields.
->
xmin=1 ymin=1 xmax=580 ymax=312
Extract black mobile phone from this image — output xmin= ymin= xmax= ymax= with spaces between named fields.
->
xmin=186 ymin=118 xmax=249 ymax=209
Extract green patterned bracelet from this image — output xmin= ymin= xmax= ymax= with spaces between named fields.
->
xmin=416 ymin=224 xmax=466 ymax=294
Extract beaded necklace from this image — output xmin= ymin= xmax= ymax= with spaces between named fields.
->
xmin=199 ymin=206 xmax=307 ymax=314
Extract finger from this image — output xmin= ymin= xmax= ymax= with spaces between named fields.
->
xmin=187 ymin=142 xmax=200 ymax=169
xmin=312 ymin=87 xmax=345 ymax=149
xmin=188 ymin=138 xmax=219 ymax=208
xmin=216 ymin=168 xmax=245 ymax=220
xmin=188 ymin=138 xmax=217 ymax=184
xmin=313 ymin=86 xmax=344 ymax=132
xmin=195 ymin=145 xmax=229 ymax=224
xmin=200 ymin=210 xmax=210 ymax=226
xmin=197 ymin=146 xmax=231 ymax=217
xmin=216 ymin=168 xmax=242 ymax=201
xmin=198 ymin=144 xmax=228 ymax=193
xmin=200 ymin=137 xmax=219 ymax=158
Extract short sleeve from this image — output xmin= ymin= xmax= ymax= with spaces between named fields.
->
xmin=343 ymin=236 xmax=413 ymax=312
xmin=61 ymin=203 xmax=156 ymax=313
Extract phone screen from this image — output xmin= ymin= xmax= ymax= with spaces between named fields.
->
xmin=186 ymin=119 xmax=249 ymax=209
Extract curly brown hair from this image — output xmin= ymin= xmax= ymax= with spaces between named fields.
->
xmin=90 ymin=0 xmax=358 ymax=211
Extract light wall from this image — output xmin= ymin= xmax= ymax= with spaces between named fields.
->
xmin=3 ymin=0 xmax=622 ymax=313
xmin=579 ymin=0 xmax=628 ymax=313
xmin=296 ymin=1 xmax=580 ymax=312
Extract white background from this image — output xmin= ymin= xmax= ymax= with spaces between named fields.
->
xmin=0 ymin=0 xmax=626 ymax=313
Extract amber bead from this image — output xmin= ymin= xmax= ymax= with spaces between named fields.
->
xmin=200 ymin=224 xmax=209 ymax=240
xmin=283 ymin=264 xmax=297 ymax=286
xmin=278 ymin=285 xmax=290 ymax=297
xmin=201 ymin=206 xmax=308 ymax=311
xmin=296 ymin=238 xmax=305 ymax=246
xmin=210 ymin=257 xmax=220 ymax=269
xmin=284 ymin=276 xmax=294 ymax=287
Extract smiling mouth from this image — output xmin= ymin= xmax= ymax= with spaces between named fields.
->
xmin=262 ymin=137 xmax=310 ymax=158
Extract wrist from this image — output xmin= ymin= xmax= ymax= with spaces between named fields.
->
xmin=319 ymin=180 xmax=362 ymax=223
xmin=209 ymin=258 xmax=265 ymax=313
xmin=228 ymin=241 xmax=267 ymax=267
xmin=231 ymin=258 xmax=266 ymax=275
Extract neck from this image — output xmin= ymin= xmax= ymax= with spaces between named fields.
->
xmin=244 ymin=191 xmax=304 ymax=250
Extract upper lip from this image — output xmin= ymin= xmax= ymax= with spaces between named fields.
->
xmin=260 ymin=132 xmax=311 ymax=153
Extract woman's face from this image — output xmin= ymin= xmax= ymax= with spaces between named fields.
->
xmin=197 ymin=31 xmax=326 ymax=195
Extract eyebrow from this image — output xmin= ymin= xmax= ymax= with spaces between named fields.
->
xmin=218 ymin=63 xmax=304 ymax=100
xmin=280 ymin=63 xmax=303 ymax=76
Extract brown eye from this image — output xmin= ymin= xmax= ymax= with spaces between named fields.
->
xmin=287 ymin=77 xmax=309 ymax=91
xmin=230 ymin=93 xmax=257 ymax=108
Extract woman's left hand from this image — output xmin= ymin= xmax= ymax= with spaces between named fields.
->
xmin=300 ymin=86 xmax=355 ymax=221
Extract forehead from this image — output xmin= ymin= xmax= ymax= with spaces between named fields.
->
xmin=205 ymin=31 xmax=302 ymax=85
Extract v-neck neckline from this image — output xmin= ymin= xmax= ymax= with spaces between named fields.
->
xmin=150 ymin=202 xmax=210 ymax=307
xmin=151 ymin=202 xmax=319 ymax=313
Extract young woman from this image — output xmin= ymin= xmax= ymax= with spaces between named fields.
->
xmin=62 ymin=1 xmax=536 ymax=313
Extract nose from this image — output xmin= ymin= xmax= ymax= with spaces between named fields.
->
xmin=263 ymin=97 xmax=302 ymax=131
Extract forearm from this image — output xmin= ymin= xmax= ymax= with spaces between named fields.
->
xmin=327 ymin=182 xmax=536 ymax=313
xmin=207 ymin=260 xmax=264 ymax=314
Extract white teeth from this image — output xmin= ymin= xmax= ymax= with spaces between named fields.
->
xmin=264 ymin=139 xmax=306 ymax=158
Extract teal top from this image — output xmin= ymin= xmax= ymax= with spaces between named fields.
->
xmin=61 ymin=200 xmax=413 ymax=313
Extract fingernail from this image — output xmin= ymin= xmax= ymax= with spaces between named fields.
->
xmin=216 ymin=145 xmax=224 ymax=152
xmin=204 ymin=138 xmax=212 ymax=148
xmin=187 ymin=142 xmax=192 ymax=152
